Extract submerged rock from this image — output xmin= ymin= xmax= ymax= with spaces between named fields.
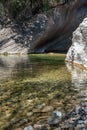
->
xmin=41 ymin=106 xmax=54 ymax=113
xmin=47 ymin=111 xmax=62 ymax=127
xmin=52 ymin=111 xmax=62 ymax=119
xmin=24 ymin=125 xmax=34 ymax=130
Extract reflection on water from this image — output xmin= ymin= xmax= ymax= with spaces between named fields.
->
xmin=0 ymin=55 xmax=87 ymax=130
xmin=66 ymin=62 xmax=87 ymax=101
xmin=0 ymin=55 xmax=32 ymax=79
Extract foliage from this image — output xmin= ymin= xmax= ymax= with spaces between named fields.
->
xmin=0 ymin=0 xmax=65 ymax=19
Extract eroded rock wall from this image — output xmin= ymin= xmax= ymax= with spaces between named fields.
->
xmin=0 ymin=0 xmax=87 ymax=54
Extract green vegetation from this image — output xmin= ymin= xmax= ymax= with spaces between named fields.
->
xmin=0 ymin=0 xmax=66 ymax=19
xmin=29 ymin=54 xmax=66 ymax=64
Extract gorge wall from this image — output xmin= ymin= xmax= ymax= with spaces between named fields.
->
xmin=0 ymin=0 xmax=87 ymax=54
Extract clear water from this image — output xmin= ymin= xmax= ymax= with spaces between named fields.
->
xmin=0 ymin=54 xmax=87 ymax=130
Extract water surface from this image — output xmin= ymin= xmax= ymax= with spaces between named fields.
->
xmin=0 ymin=54 xmax=87 ymax=130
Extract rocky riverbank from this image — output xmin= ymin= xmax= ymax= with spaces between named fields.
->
xmin=24 ymin=101 xmax=87 ymax=130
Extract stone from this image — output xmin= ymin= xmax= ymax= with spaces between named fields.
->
xmin=33 ymin=124 xmax=42 ymax=129
xmin=47 ymin=116 xmax=60 ymax=127
xmin=27 ymin=112 xmax=33 ymax=117
xmin=0 ymin=24 xmax=2 ymax=30
xmin=41 ymin=106 xmax=54 ymax=113
xmin=77 ymin=120 xmax=84 ymax=124
xmin=66 ymin=17 xmax=87 ymax=68
xmin=54 ymin=128 xmax=61 ymax=130
xmin=34 ymin=124 xmax=48 ymax=130
xmin=52 ymin=111 xmax=62 ymax=119
xmin=24 ymin=125 xmax=34 ymax=130
xmin=40 ymin=126 xmax=48 ymax=130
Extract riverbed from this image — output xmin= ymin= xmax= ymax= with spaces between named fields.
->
xmin=0 ymin=54 xmax=87 ymax=130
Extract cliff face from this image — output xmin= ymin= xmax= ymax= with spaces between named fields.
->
xmin=30 ymin=0 xmax=87 ymax=53
xmin=0 ymin=0 xmax=87 ymax=54
xmin=66 ymin=17 xmax=87 ymax=68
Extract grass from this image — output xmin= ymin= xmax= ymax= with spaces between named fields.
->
xmin=29 ymin=53 xmax=66 ymax=63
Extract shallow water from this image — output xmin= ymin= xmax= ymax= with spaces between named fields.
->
xmin=0 ymin=54 xmax=87 ymax=130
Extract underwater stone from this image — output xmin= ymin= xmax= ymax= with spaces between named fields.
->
xmin=52 ymin=111 xmax=62 ymax=119
xmin=24 ymin=125 xmax=34 ymax=130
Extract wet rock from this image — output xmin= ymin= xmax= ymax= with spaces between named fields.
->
xmin=54 ymin=128 xmax=61 ymax=130
xmin=0 ymin=24 xmax=2 ymax=30
xmin=74 ymin=126 xmax=81 ymax=130
xmin=82 ymin=128 xmax=87 ymax=130
xmin=24 ymin=125 xmax=34 ymax=130
xmin=84 ymin=119 xmax=87 ymax=126
xmin=52 ymin=111 xmax=62 ymax=119
xmin=27 ymin=112 xmax=33 ymax=117
xmin=35 ymin=103 xmax=45 ymax=109
xmin=77 ymin=120 xmax=84 ymax=124
xmin=47 ymin=110 xmax=62 ymax=127
xmin=34 ymin=124 xmax=48 ymax=130
xmin=34 ymin=124 xmax=43 ymax=129
xmin=40 ymin=126 xmax=48 ymax=130
xmin=47 ymin=116 xmax=60 ymax=127
xmin=41 ymin=106 xmax=54 ymax=113
xmin=15 ymin=128 xmax=22 ymax=130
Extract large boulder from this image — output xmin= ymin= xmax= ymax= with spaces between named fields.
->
xmin=66 ymin=17 xmax=87 ymax=68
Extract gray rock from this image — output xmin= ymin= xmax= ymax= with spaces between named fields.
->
xmin=77 ymin=120 xmax=84 ymax=124
xmin=47 ymin=116 xmax=60 ymax=126
xmin=0 ymin=24 xmax=2 ymax=30
xmin=40 ymin=126 xmax=48 ymax=130
xmin=24 ymin=125 xmax=34 ymax=130
xmin=52 ymin=111 xmax=62 ymax=119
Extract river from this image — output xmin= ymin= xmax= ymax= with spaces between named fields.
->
xmin=0 ymin=54 xmax=87 ymax=130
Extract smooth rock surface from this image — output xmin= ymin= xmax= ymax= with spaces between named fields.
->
xmin=66 ymin=17 xmax=87 ymax=68
xmin=24 ymin=125 xmax=34 ymax=130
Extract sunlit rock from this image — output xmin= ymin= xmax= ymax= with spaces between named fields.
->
xmin=66 ymin=17 xmax=87 ymax=68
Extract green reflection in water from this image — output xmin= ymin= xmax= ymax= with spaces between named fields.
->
xmin=0 ymin=54 xmax=78 ymax=130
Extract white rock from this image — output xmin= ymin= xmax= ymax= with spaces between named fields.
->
xmin=66 ymin=17 xmax=87 ymax=68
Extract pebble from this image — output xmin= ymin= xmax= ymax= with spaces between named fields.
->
xmin=77 ymin=120 xmax=84 ymax=124
xmin=34 ymin=124 xmax=48 ymax=130
xmin=27 ymin=112 xmax=33 ymax=117
xmin=41 ymin=106 xmax=54 ymax=113
xmin=34 ymin=124 xmax=43 ymax=129
xmin=40 ymin=126 xmax=48 ymax=130
xmin=52 ymin=111 xmax=62 ymax=119
xmin=47 ymin=116 xmax=60 ymax=127
xmin=24 ymin=125 xmax=34 ymax=130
